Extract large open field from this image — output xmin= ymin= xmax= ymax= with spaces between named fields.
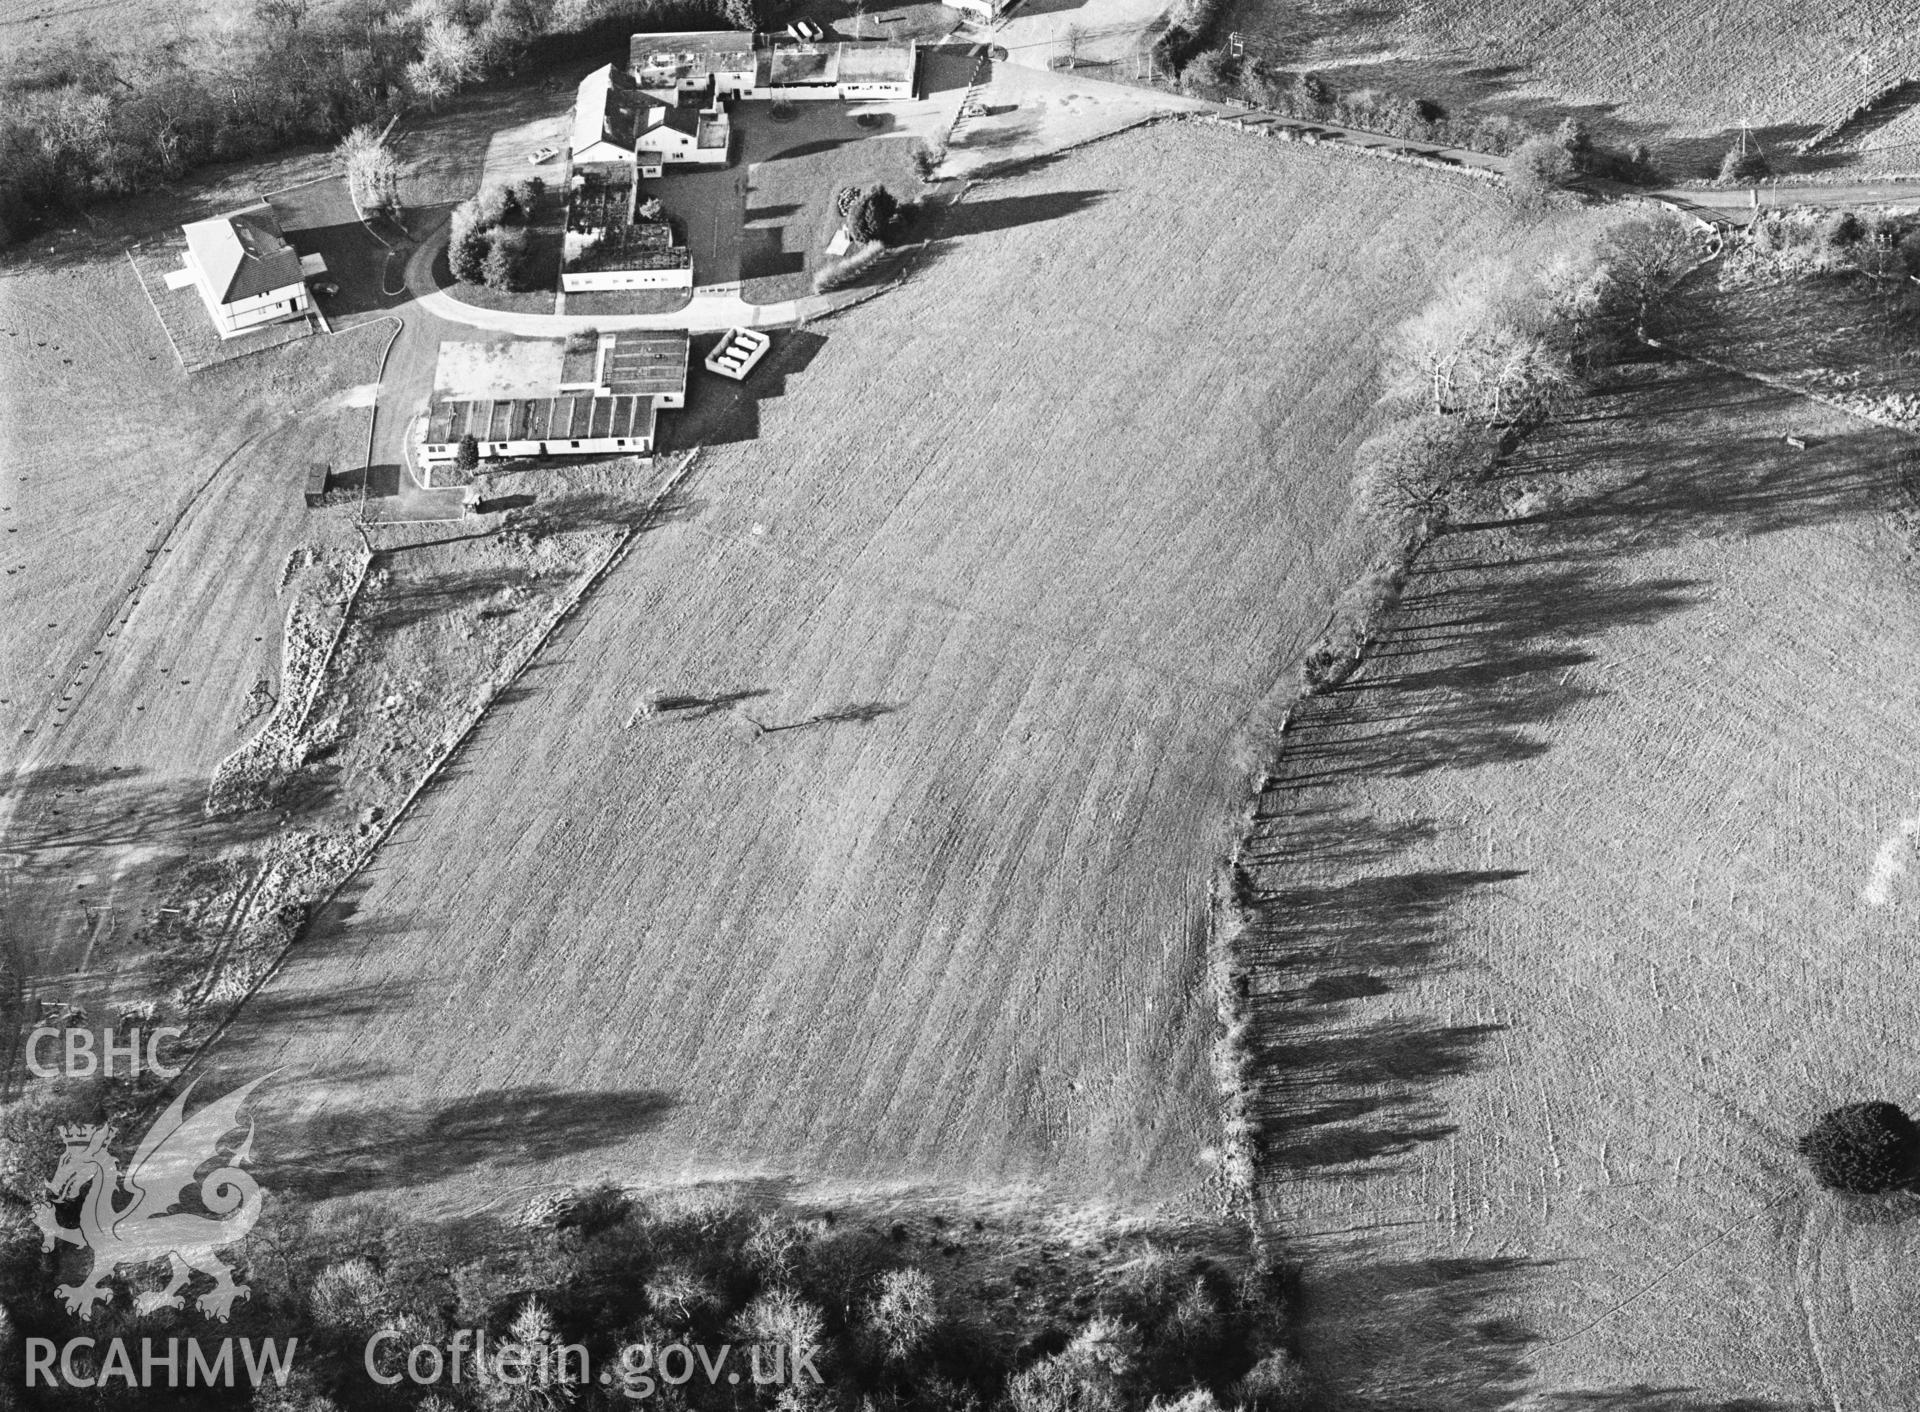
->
xmin=1246 ymin=348 xmax=1920 ymax=1404
xmin=195 ymin=127 xmax=1608 ymax=1211
xmin=1224 ymin=0 xmax=1920 ymax=166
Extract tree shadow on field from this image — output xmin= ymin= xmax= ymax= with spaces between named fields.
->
xmin=1241 ymin=354 xmax=1898 ymax=1178
xmin=1532 ymin=1391 xmax=1816 ymax=1411
xmin=664 ymin=329 xmax=829 ymax=451
xmin=934 ymin=189 xmax=1107 ymax=240
xmin=1292 ymin=1254 xmax=1545 ymax=1409
xmin=1502 ymin=355 xmax=1909 ymax=553
xmin=0 ymin=764 xmax=289 ymax=1088
xmin=262 ymin=1082 xmax=678 ymax=1198
xmin=1240 ymin=348 xmax=1904 ymax=1405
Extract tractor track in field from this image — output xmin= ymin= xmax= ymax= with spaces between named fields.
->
xmin=3 ymin=422 xmax=275 ymax=775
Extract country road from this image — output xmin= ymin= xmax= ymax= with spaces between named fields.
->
xmin=1190 ymin=100 xmax=1920 ymax=224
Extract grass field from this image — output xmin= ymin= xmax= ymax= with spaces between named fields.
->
xmin=1244 ymin=347 xmax=1920 ymax=1405
xmin=1223 ymin=0 xmax=1920 ymax=166
xmin=0 ymin=236 xmax=386 ymax=1029
xmin=192 ymin=126 xmax=1613 ymax=1212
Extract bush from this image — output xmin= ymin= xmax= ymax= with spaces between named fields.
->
xmin=1819 ymin=210 xmax=1865 ymax=248
xmin=481 ymin=225 xmax=530 ymax=291
xmin=910 ymin=138 xmax=946 ymax=180
xmin=845 ymin=184 xmax=901 ymax=246
xmin=865 ymin=1267 xmax=939 ymax=1364
xmin=1238 ymin=1350 xmax=1316 ymax=1411
xmin=1295 ymin=71 xmax=1333 ymax=115
xmin=1181 ymin=47 xmax=1239 ymax=94
xmin=1719 ymin=144 xmax=1770 ymax=181
xmin=469 ymin=183 xmax=513 ymax=228
xmin=1508 ymin=136 xmax=1577 ymax=208
xmin=1554 ymin=116 xmax=1592 ymax=160
xmin=455 ymin=433 xmax=479 ymax=471
xmin=1799 ymin=1103 xmax=1920 ymax=1193
xmin=814 ymin=238 xmax=888 ymax=292
xmin=448 ymin=222 xmax=489 ymax=284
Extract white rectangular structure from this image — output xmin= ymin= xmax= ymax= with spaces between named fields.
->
xmin=704 ymin=327 xmax=770 ymax=380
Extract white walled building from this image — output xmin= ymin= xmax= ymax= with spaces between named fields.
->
xmin=421 ymin=333 xmax=690 ymax=465
xmin=571 ymin=64 xmax=731 ymax=175
xmin=178 ymin=206 xmax=312 ymax=338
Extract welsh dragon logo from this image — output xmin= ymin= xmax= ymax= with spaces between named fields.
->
xmin=31 ymin=1076 xmax=269 ymax=1321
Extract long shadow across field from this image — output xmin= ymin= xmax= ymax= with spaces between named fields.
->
xmin=0 ymin=764 xmax=290 ymax=1089
xmin=262 ymin=1080 xmax=677 ymax=1198
xmin=1243 ymin=351 xmax=1914 ymax=1405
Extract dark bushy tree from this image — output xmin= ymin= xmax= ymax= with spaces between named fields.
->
xmin=482 ymin=226 xmax=530 ymax=290
xmin=1719 ymin=143 xmax=1770 ymax=181
xmin=846 ymin=184 xmax=901 ymax=246
xmin=1181 ymin=47 xmax=1238 ymax=94
xmin=455 ymin=433 xmax=479 ymax=471
xmin=448 ymin=222 xmax=490 ymax=283
xmin=1799 ymin=1103 xmax=1920 ymax=1193
xmin=1509 ymin=136 xmax=1577 ymax=208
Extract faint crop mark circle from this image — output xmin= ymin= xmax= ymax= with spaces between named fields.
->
xmin=770 ymin=102 xmax=799 ymax=123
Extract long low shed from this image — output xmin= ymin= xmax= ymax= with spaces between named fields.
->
xmin=422 ymin=394 xmax=659 ymax=461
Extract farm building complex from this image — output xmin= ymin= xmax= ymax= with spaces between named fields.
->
xmin=626 ymin=32 xmax=919 ymax=103
xmin=571 ymin=38 xmax=919 ymax=177
xmin=171 ymin=205 xmax=316 ymax=338
xmin=571 ymin=63 xmax=732 ymax=174
xmin=421 ymin=333 xmax=689 ymax=465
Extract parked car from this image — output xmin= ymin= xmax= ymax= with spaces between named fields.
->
xmin=529 ymin=144 xmax=559 ymax=165
xmin=788 ymin=19 xmax=824 ymax=40
xmin=312 ymin=279 xmax=340 ymax=298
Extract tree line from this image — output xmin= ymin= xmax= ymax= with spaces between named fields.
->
xmin=1303 ymin=213 xmax=1701 ymax=691
xmin=0 ymin=0 xmax=749 ymax=245
xmin=0 ymin=1069 xmax=1309 ymax=1410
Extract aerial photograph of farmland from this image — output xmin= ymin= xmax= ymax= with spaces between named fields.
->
xmin=8 ymin=0 xmax=1920 ymax=1403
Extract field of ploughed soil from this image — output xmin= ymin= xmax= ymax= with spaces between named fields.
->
xmin=1245 ymin=349 xmax=1920 ymax=1406
xmin=204 ymin=126 xmax=1607 ymax=1210
xmin=1226 ymin=0 xmax=1920 ymax=159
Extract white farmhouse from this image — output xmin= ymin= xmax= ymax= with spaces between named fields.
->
xmin=177 ymin=206 xmax=313 ymax=338
xmin=571 ymin=64 xmax=731 ymax=176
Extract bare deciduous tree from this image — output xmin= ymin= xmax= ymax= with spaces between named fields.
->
xmin=338 ymin=123 xmax=403 ymax=217
xmin=1595 ymin=211 xmax=1701 ymax=337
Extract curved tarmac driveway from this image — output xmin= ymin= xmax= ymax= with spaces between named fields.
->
xmin=402 ymin=226 xmax=859 ymax=334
